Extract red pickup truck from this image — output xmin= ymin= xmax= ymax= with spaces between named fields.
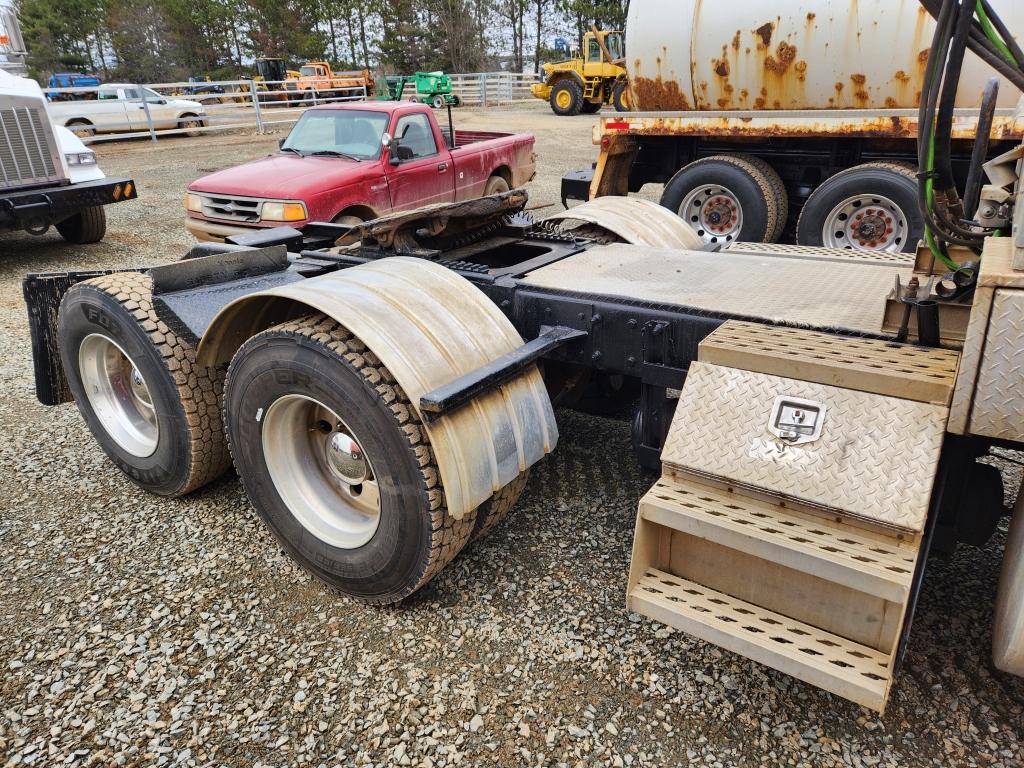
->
xmin=184 ymin=102 xmax=536 ymax=241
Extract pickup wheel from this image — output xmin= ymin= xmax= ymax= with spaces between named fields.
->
xmin=57 ymin=272 xmax=232 ymax=497
xmin=66 ymin=120 xmax=94 ymax=138
xmin=550 ymin=80 xmax=583 ymax=116
xmin=56 ymin=205 xmax=106 ymax=244
xmin=660 ymin=154 xmax=785 ymax=245
xmin=223 ymin=314 xmax=477 ymax=604
xmin=483 ymin=175 xmax=510 ymax=196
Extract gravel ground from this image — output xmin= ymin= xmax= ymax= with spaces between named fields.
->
xmin=2 ymin=106 xmax=1023 ymax=767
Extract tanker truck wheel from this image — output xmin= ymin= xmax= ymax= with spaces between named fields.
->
xmin=223 ymin=314 xmax=477 ymax=604
xmin=57 ymin=272 xmax=232 ymax=497
xmin=550 ymin=80 xmax=583 ymax=116
xmin=660 ymin=154 xmax=787 ymax=245
xmin=796 ymin=162 xmax=922 ymax=253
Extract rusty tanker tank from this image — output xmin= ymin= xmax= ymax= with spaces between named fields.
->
xmin=626 ymin=0 xmax=1023 ymax=112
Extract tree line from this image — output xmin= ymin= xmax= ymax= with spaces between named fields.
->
xmin=17 ymin=0 xmax=629 ymax=83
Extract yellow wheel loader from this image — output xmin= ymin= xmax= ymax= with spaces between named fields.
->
xmin=531 ymin=26 xmax=630 ymax=116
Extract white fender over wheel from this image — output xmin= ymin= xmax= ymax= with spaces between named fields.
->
xmin=198 ymin=257 xmax=558 ymax=519
xmin=545 ymin=196 xmax=704 ymax=250
xmin=993 ymin=492 xmax=1024 ymax=675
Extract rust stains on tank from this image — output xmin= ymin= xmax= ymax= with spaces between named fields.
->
xmin=754 ymin=97 xmax=766 ymax=109
xmin=632 ymin=76 xmax=691 ymax=111
xmin=732 ymin=30 xmax=741 ymax=51
xmin=713 ymin=55 xmax=730 ymax=78
xmin=885 ymin=97 xmax=898 ymax=108
xmin=764 ymin=41 xmax=797 ymax=75
xmin=612 ymin=115 xmax=932 ymax=140
xmin=755 ymin=22 xmax=774 ymax=48
xmin=850 ymin=73 xmax=867 ymax=85
xmin=894 ymin=70 xmax=910 ymax=82
xmin=806 ymin=11 xmax=816 ymax=22
xmin=918 ymin=49 xmax=930 ymax=63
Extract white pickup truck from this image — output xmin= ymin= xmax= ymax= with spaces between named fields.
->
xmin=49 ymin=84 xmax=207 ymax=137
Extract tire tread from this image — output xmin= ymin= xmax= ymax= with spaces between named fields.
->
xmin=228 ymin=314 xmax=476 ymax=602
xmin=79 ymin=271 xmax=231 ymax=495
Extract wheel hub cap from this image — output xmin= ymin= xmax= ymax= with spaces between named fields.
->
xmin=822 ymin=194 xmax=908 ymax=252
xmin=680 ymin=185 xmax=743 ymax=244
xmin=262 ymin=395 xmax=381 ymax=549
xmin=325 ymin=431 xmax=368 ymax=484
xmin=78 ymin=334 xmax=159 ymax=458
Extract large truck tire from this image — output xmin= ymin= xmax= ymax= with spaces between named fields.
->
xmin=471 ymin=471 xmax=530 ymax=543
xmin=612 ymin=81 xmax=630 ymax=112
xmin=550 ymin=80 xmax=583 ymax=116
xmin=58 ymin=272 xmax=232 ymax=497
xmin=660 ymin=154 xmax=785 ymax=245
xmin=223 ymin=314 xmax=477 ymax=604
xmin=581 ymin=101 xmax=602 ymax=114
xmin=796 ymin=162 xmax=922 ymax=252
xmin=56 ymin=205 xmax=106 ymax=244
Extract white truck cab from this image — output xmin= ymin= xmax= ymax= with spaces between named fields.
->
xmin=0 ymin=69 xmax=137 ymax=243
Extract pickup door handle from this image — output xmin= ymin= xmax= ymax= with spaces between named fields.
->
xmin=437 ymin=162 xmax=448 ymax=172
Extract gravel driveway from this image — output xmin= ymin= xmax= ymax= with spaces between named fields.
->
xmin=1 ymin=106 xmax=1022 ymax=767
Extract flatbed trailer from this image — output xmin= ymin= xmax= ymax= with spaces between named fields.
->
xmin=21 ymin=184 xmax=1024 ymax=712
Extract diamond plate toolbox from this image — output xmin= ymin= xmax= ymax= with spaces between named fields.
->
xmin=661 ymin=362 xmax=948 ymax=533
xmin=970 ymin=289 xmax=1024 ymax=442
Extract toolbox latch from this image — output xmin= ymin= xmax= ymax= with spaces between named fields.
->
xmin=767 ymin=396 xmax=826 ymax=445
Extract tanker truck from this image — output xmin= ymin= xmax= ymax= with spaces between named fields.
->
xmin=563 ymin=0 xmax=1024 ymax=252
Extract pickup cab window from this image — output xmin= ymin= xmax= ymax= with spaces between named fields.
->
xmin=282 ymin=110 xmax=389 ymax=159
xmin=394 ymin=113 xmax=438 ymax=159
xmin=300 ymin=66 xmax=323 ymax=77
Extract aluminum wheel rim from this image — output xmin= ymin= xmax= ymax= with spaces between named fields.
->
xmin=262 ymin=394 xmax=381 ymax=549
xmin=680 ymin=184 xmax=743 ymax=244
xmin=78 ymin=333 xmax=159 ymax=458
xmin=822 ymin=193 xmax=908 ymax=252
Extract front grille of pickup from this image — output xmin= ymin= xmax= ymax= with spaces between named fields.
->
xmin=0 ymin=104 xmax=62 ymax=190
xmin=200 ymin=195 xmax=262 ymax=222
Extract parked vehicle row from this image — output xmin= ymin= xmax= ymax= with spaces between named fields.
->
xmin=48 ymin=84 xmax=207 ymax=138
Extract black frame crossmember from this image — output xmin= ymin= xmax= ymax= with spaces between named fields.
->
xmin=418 ymin=325 xmax=587 ymax=421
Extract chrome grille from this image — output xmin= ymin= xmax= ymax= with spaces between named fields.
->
xmin=0 ymin=102 xmax=63 ymax=191
xmin=199 ymin=194 xmax=262 ymax=222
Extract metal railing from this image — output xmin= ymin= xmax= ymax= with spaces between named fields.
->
xmin=43 ymin=71 xmax=541 ymax=144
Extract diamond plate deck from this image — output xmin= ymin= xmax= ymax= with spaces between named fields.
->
xmin=661 ymin=362 xmax=947 ymax=533
xmin=969 ymin=289 xmax=1024 ymax=442
xmin=722 ymin=241 xmax=915 ymax=267
xmin=521 ymin=243 xmax=910 ymax=335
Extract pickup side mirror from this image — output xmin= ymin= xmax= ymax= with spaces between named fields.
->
xmin=388 ymin=138 xmax=414 ymax=165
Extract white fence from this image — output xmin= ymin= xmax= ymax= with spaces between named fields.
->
xmin=45 ymin=71 xmax=541 ymax=145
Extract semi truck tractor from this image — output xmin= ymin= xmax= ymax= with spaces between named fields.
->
xmin=19 ymin=0 xmax=1024 ymax=714
xmin=563 ymin=0 xmax=1024 ymax=252
xmin=1 ymin=69 xmax=137 ymax=244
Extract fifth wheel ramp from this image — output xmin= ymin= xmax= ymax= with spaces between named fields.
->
xmin=627 ymin=320 xmax=960 ymax=712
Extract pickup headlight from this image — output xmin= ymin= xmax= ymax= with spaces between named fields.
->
xmin=261 ymin=201 xmax=307 ymax=222
xmin=65 ymin=151 xmax=96 ymax=166
xmin=184 ymin=192 xmax=204 ymax=212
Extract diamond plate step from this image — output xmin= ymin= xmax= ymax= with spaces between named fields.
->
xmin=699 ymin=320 xmax=960 ymax=406
xmin=661 ymin=361 xmax=947 ymax=533
xmin=641 ymin=476 xmax=917 ymax=603
xmin=628 ymin=568 xmax=892 ymax=711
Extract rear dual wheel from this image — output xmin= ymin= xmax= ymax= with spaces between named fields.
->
xmin=223 ymin=314 xmax=527 ymax=603
xmin=58 ymin=272 xmax=232 ymax=497
xmin=661 ymin=154 xmax=787 ymax=245
xmin=796 ymin=162 xmax=921 ymax=253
